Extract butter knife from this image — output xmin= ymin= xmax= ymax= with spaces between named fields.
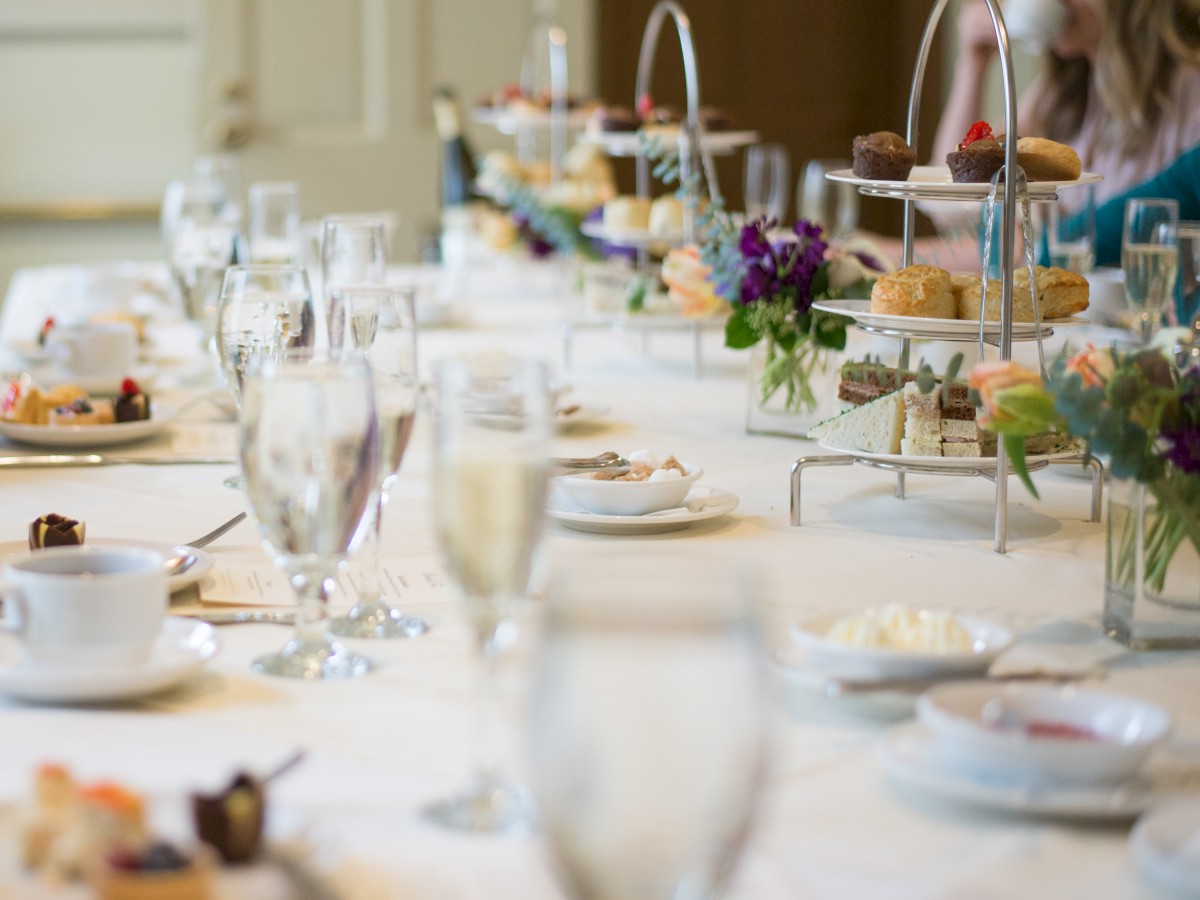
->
xmin=821 ymin=670 xmax=1093 ymax=697
xmin=0 ymin=455 xmax=236 ymax=468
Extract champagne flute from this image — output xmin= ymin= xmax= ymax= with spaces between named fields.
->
xmin=423 ymin=354 xmax=553 ymax=833
xmin=247 ymin=181 xmax=303 ymax=265
xmin=1122 ymin=198 xmax=1179 ymax=343
xmin=329 ymin=286 xmax=428 ymax=640
xmin=1046 ymin=187 xmax=1096 ymax=275
xmin=320 ymin=216 xmax=388 ymax=353
xmin=530 ymin=553 xmax=769 ymax=900
xmin=238 ymin=352 xmax=378 ymax=679
xmin=744 ymin=144 xmax=790 ymax=222
xmin=797 ymin=158 xmax=860 ymax=240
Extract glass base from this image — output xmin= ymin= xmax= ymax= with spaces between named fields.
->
xmin=329 ymin=603 xmax=428 ymax=639
xmin=421 ymin=772 xmax=535 ymax=835
xmin=224 ymin=474 xmax=245 ymax=490
xmin=252 ymin=636 xmax=373 ymax=679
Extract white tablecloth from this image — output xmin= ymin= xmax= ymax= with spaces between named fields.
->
xmin=0 ymin=261 xmax=1190 ymax=899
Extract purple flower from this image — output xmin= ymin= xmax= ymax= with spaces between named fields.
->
xmin=735 ymin=216 xmax=828 ymax=313
xmin=1161 ymin=424 xmax=1200 ymax=474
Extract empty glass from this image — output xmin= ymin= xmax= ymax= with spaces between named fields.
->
xmin=320 ymin=217 xmax=388 ymax=353
xmin=1122 ymin=198 xmax=1179 ymax=343
xmin=247 ymin=182 xmax=303 ymax=265
xmin=530 ymin=553 xmax=769 ymax=900
xmin=329 ymin=286 xmax=427 ymax=640
xmin=797 ymin=158 xmax=860 ymax=240
xmin=1178 ymin=221 xmax=1200 ymax=328
xmin=744 ymin=144 xmax=790 ymax=222
xmin=1046 ymin=187 xmax=1096 ymax=275
xmin=423 ymin=354 xmax=553 ymax=834
xmin=238 ymin=353 xmax=378 ymax=679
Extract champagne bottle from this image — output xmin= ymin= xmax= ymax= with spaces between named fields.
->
xmin=431 ymin=87 xmax=479 ymax=208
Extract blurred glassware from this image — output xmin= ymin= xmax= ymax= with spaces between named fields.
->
xmin=247 ymin=182 xmax=303 ymax=265
xmin=530 ymin=553 xmax=769 ymax=900
xmin=169 ymin=180 xmax=242 ymax=348
xmin=320 ymin=217 xmax=388 ymax=353
xmin=744 ymin=144 xmax=790 ymax=222
xmin=329 ymin=286 xmax=427 ymax=640
xmin=797 ymin=158 xmax=860 ymax=240
xmin=1046 ymin=186 xmax=1096 ymax=275
xmin=1122 ymin=198 xmax=1179 ymax=343
xmin=238 ymin=352 xmax=378 ymax=680
xmin=422 ymin=353 xmax=553 ymax=834
xmin=1178 ymin=220 xmax=1200 ymax=329
xmin=193 ymin=153 xmax=243 ymax=226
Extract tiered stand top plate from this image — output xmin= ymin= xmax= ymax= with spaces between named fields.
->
xmin=827 ymin=166 xmax=1102 ymax=201
xmin=577 ymin=129 xmax=758 ymax=157
xmin=469 ymin=107 xmax=595 ymax=135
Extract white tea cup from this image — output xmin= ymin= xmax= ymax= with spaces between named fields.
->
xmin=44 ymin=322 xmax=137 ymax=379
xmin=0 ymin=547 xmax=167 ymax=669
xmin=1003 ymin=0 xmax=1069 ymax=51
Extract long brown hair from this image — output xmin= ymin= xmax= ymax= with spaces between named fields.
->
xmin=1032 ymin=0 xmax=1200 ymax=154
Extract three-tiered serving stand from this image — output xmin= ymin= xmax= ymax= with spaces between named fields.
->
xmin=788 ymin=0 xmax=1103 ymax=553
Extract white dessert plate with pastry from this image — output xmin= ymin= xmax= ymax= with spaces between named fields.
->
xmin=791 ymin=610 xmax=1013 ymax=680
xmin=0 ymin=404 xmax=173 ymax=448
xmin=548 ymin=485 xmax=738 ymax=534
xmin=0 ymin=617 xmax=218 ymax=703
xmin=815 ymin=437 xmax=1086 ymax=471
xmin=0 ymin=539 xmax=213 ymax=592
xmin=812 ymin=299 xmax=1087 ymax=339
xmin=580 ymin=221 xmax=686 ymax=246
xmin=880 ymin=721 xmax=1165 ymax=821
xmin=826 ymin=165 xmax=1102 ymax=201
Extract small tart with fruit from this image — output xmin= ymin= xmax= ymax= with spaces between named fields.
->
xmin=114 ymin=378 xmax=151 ymax=423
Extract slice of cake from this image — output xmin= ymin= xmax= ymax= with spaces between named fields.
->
xmin=901 ymin=382 xmax=942 ymax=456
xmin=808 ymin=390 xmax=905 ymax=454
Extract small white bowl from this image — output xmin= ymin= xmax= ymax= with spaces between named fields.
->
xmin=790 ymin=612 xmax=1012 ymax=680
xmin=916 ymin=682 xmax=1172 ymax=786
xmin=555 ymin=462 xmax=702 ymax=516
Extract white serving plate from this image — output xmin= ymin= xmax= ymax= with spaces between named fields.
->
xmin=880 ymin=721 xmax=1166 ymax=820
xmin=811 ymin=299 xmax=1087 ymax=340
xmin=0 ymin=404 xmax=172 ymax=448
xmin=0 ymin=617 xmax=217 ymax=703
xmin=791 ymin=611 xmax=1012 ymax=679
xmin=548 ymin=485 xmax=738 ymax=535
xmin=0 ymin=538 xmax=213 ymax=593
xmin=815 ymin=438 xmax=1085 ymax=471
xmin=577 ymin=129 xmax=759 ymax=157
xmin=826 ymin=165 xmax=1102 ymax=201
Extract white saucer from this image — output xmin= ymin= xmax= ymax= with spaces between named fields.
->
xmin=0 ymin=617 xmax=218 ymax=703
xmin=0 ymin=538 xmax=213 ymax=592
xmin=0 ymin=403 xmax=173 ymax=448
xmin=880 ymin=721 xmax=1160 ymax=820
xmin=548 ymin=485 xmax=738 ymax=534
xmin=1132 ymin=799 xmax=1200 ymax=896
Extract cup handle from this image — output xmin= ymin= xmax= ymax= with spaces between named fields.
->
xmin=0 ymin=582 xmax=25 ymax=635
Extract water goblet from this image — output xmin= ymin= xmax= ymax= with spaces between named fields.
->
xmin=169 ymin=181 xmax=242 ymax=349
xmin=320 ymin=216 xmax=388 ymax=353
xmin=1122 ymin=198 xmax=1179 ymax=344
xmin=744 ymin=144 xmax=790 ymax=222
xmin=247 ymin=181 xmax=303 ymax=265
xmin=238 ymin=352 xmax=378 ymax=679
xmin=329 ymin=286 xmax=428 ymax=640
xmin=529 ymin=552 xmax=769 ymax=900
xmin=422 ymin=353 xmax=553 ymax=834
xmin=1046 ymin=187 xmax=1096 ymax=275
xmin=797 ymin=158 xmax=860 ymax=240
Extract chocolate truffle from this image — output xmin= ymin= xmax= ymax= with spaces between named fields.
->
xmin=29 ymin=514 xmax=85 ymax=550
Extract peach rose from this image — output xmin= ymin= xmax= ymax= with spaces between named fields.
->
xmin=1065 ymin=344 xmax=1115 ymax=387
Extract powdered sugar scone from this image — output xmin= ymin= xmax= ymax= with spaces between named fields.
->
xmin=869 ymin=265 xmax=955 ymax=319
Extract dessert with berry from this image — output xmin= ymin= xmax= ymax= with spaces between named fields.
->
xmin=114 ymin=378 xmax=151 ymax=423
xmin=946 ymin=121 xmax=1005 ymax=183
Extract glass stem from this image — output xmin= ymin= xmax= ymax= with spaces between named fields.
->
xmin=356 ymin=490 xmax=385 ymax=605
xmin=472 ymin=632 xmax=503 ymax=782
xmin=292 ymin=571 xmax=330 ymax=643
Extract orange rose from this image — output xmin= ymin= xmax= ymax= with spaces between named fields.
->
xmin=1065 ymin=343 xmax=1115 ymax=387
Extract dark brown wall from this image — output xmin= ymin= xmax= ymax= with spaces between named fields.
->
xmin=596 ymin=0 xmax=944 ymax=236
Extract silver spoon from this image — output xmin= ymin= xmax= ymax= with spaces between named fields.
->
xmin=551 ymin=451 xmax=630 ymax=476
xmin=164 ymin=552 xmax=199 ymax=577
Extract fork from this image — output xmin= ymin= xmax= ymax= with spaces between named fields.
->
xmin=185 ymin=511 xmax=248 ymax=548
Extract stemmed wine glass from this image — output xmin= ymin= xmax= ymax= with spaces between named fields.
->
xmin=169 ymin=181 xmax=242 ymax=350
xmin=797 ymin=158 xmax=860 ymax=240
xmin=1122 ymin=198 xmax=1179 ymax=344
xmin=320 ymin=217 xmax=388 ymax=353
xmin=238 ymin=352 xmax=379 ymax=679
xmin=329 ymin=286 xmax=428 ymax=640
xmin=422 ymin=354 xmax=553 ymax=833
xmin=744 ymin=144 xmax=791 ymax=222
xmin=247 ymin=182 xmax=303 ymax=265
xmin=529 ymin=553 xmax=769 ymax=899
xmin=1045 ymin=186 xmax=1096 ymax=275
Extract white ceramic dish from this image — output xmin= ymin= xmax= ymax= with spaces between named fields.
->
xmin=790 ymin=612 xmax=1012 ymax=679
xmin=812 ymin=299 xmax=1087 ymax=340
xmin=580 ymin=221 xmax=685 ymax=247
xmin=880 ymin=721 xmax=1160 ymax=821
xmin=770 ymin=647 xmax=919 ymax=720
xmin=1132 ymin=799 xmax=1200 ymax=897
xmin=555 ymin=461 xmax=702 ymax=516
xmin=814 ymin=438 xmax=1085 ymax=471
xmin=0 ymin=617 xmax=217 ymax=703
xmin=577 ymin=129 xmax=759 ymax=157
xmin=0 ymin=538 xmax=213 ymax=592
xmin=916 ymin=682 xmax=1172 ymax=786
xmin=0 ymin=404 xmax=172 ymax=448
xmin=555 ymin=403 xmax=611 ymax=431
xmin=548 ymin=485 xmax=738 ymax=535
xmin=826 ymin=166 xmax=1102 ymax=201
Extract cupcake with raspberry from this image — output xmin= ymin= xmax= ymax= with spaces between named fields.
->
xmin=946 ymin=121 xmax=1005 ymax=183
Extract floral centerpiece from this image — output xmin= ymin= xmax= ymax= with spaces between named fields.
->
xmin=970 ymin=346 xmax=1199 ymax=640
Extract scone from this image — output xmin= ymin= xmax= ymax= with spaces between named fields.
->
xmin=1016 ymin=137 xmax=1082 ymax=181
xmin=957 ymin=265 xmax=1090 ymax=321
xmin=870 ymin=265 xmax=955 ymax=319
xmin=950 ymin=273 xmax=982 ymax=318
xmin=602 ymin=195 xmax=652 ymax=231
